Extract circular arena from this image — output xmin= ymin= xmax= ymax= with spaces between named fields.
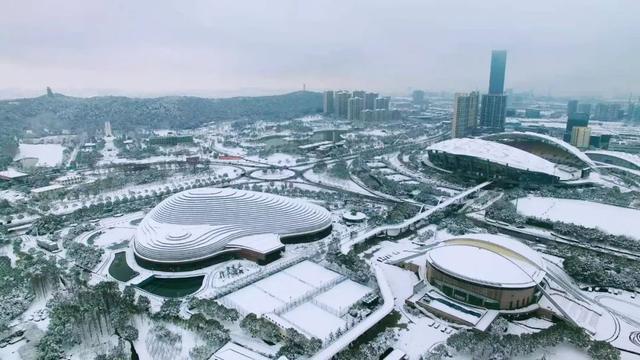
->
xmin=133 ymin=188 xmax=332 ymax=268
xmin=426 ymin=234 xmax=546 ymax=310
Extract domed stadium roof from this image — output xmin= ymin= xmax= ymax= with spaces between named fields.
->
xmin=482 ymin=132 xmax=596 ymax=168
xmin=427 ymin=138 xmax=564 ymax=178
xmin=426 ymin=234 xmax=546 ymax=289
xmin=133 ymin=188 xmax=332 ymax=264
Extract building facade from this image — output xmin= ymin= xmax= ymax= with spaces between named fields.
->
xmin=348 ymin=97 xmax=364 ymax=121
xmin=364 ymin=92 xmax=378 ymax=110
xmin=451 ymin=92 xmax=479 ymax=138
xmin=570 ymin=126 xmax=592 ymax=149
xmin=425 ymin=235 xmax=545 ymax=310
xmin=479 ymin=94 xmax=507 ymax=130
xmin=334 ymin=91 xmax=351 ymax=118
xmin=564 ymin=112 xmax=589 ymax=142
xmin=375 ymin=97 xmax=390 ymax=110
xmin=323 ymin=90 xmax=334 ymax=115
xmin=488 ymin=50 xmax=507 ymax=95
xmin=567 ymin=100 xmax=579 ymax=117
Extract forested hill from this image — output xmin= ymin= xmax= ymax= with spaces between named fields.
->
xmin=0 ymin=90 xmax=323 ymax=135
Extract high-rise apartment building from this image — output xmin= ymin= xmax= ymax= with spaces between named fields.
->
xmin=352 ymin=90 xmax=366 ymax=100
xmin=334 ymin=91 xmax=351 ymax=118
xmin=594 ymin=103 xmax=621 ymax=121
xmin=451 ymin=92 xmax=479 ymax=138
xmin=564 ymin=112 xmax=589 ymax=142
xmin=375 ymin=97 xmax=390 ymax=110
xmin=323 ymin=91 xmax=334 ymax=115
xmin=361 ymin=109 xmax=374 ymax=122
xmin=571 ymin=126 xmax=591 ymax=149
xmin=373 ymin=109 xmax=389 ymax=122
xmin=364 ymin=92 xmax=378 ymax=110
xmin=348 ymin=97 xmax=364 ymax=121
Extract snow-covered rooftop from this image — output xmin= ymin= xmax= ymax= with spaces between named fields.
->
xmin=427 ymin=138 xmax=560 ymax=177
xmin=586 ymin=150 xmax=640 ymax=170
xmin=483 ymin=131 xmax=596 ymax=168
xmin=0 ymin=168 xmax=28 ymax=180
xmin=426 ymin=234 xmax=546 ymax=288
xmin=14 ymin=143 xmax=64 ymax=167
xmin=133 ymin=187 xmax=332 ymax=264
xmin=212 ymin=342 xmax=270 ymax=360
xmin=31 ymin=184 xmax=65 ymax=194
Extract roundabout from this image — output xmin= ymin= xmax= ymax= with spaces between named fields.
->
xmin=248 ymin=168 xmax=296 ymax=181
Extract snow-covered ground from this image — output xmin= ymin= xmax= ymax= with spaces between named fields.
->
xmin=314 ymin=280 xmax=372 ymax=315
xmin=221 ymin=261 xmax=343 ymax=316
xmin=515 ymin=196 xmax=640 ymax=239
xmin=0 ymin=189 xmax=27 ymax=203
xmin=281 ymin=302 xmax=346 ymax=340
xmin=14 ymin=143 xmax=64 ymax=166
xmin=246 ymin=152 xmax=298 ymax=166
xmin=49 ymin=166 xmax=241 ymax=215
xmin=385 ymin=174 xmax=411 ymax=182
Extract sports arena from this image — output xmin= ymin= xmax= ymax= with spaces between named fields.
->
xmin=425 ymin=134 xmax=594 ymax=184
xmin=132 ymin=188 xmax=332 ymax=269
xmin=425 ymin=234 xmax=546 ymax=310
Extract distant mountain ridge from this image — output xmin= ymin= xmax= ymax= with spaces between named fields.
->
xmin=0 ymin=90 xmax=323 ymax=135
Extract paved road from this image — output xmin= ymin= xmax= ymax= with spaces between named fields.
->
xmin=341 ymin=181 xmax=492 ymax=253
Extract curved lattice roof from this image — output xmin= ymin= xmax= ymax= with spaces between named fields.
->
xmin=133 ymin=188 xmax=332 ymax=263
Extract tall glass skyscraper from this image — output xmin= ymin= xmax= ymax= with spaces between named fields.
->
xmin=480 ymin=50 xmax=508 ymax=131
xmin=488 ymin=50 xmax=507 ymax=94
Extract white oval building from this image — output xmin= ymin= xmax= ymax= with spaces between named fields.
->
xmin=133 ymin=188 xmax=332 ymax=267
xmin=426 ymin=234 xmax=546 ymax=310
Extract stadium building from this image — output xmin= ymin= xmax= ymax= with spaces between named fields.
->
xmin=482 ymin=132 xmax=595 ymax=170
xmin=132 ymin=188 xmax=332 ymax=270
xmin=425 ymin=133 xmax=595 ymax=184
xmin=425 ymin=234 xmax=546 ymax=310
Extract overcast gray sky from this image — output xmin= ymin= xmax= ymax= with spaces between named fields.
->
xmin=1 ymin=0 xmax=638 ymax=99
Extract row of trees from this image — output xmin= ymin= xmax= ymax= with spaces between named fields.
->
xmin=561 ymin=246 xmax=640 ymax=290
xmin=442 ymin=320 xmax=619 ymax=360
xmin=325 ymin=237 xmax=374 ymax=284
xmin=240 ymin=313 xmax=322 ymax=359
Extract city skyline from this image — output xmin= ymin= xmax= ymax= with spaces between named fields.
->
xmin=2 ymin=0 xmax=639 ymax=99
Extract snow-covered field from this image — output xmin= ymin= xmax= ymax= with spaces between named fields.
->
xmin=0 ymin=189 xmax=27 ymax=203
xmin=283 ymin=261 xmax=343 ymax=285
xmin=14 ymin=143 xmax=64 ymax=166
xmin=221 ymin=261 xmax=344 ymax=316
xmin=221 ymin=260 xmax=373 ymax=342
xmin=281 ymin=302 xmax=346 ymax=340
xmin=515 ymin=196 xmax=640 ymax=239
xmin=314 ymin=280 xmax=372 ymax=315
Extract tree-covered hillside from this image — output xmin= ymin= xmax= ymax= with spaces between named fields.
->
xmin=0 ymin=90 xmax=323 ymax=136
